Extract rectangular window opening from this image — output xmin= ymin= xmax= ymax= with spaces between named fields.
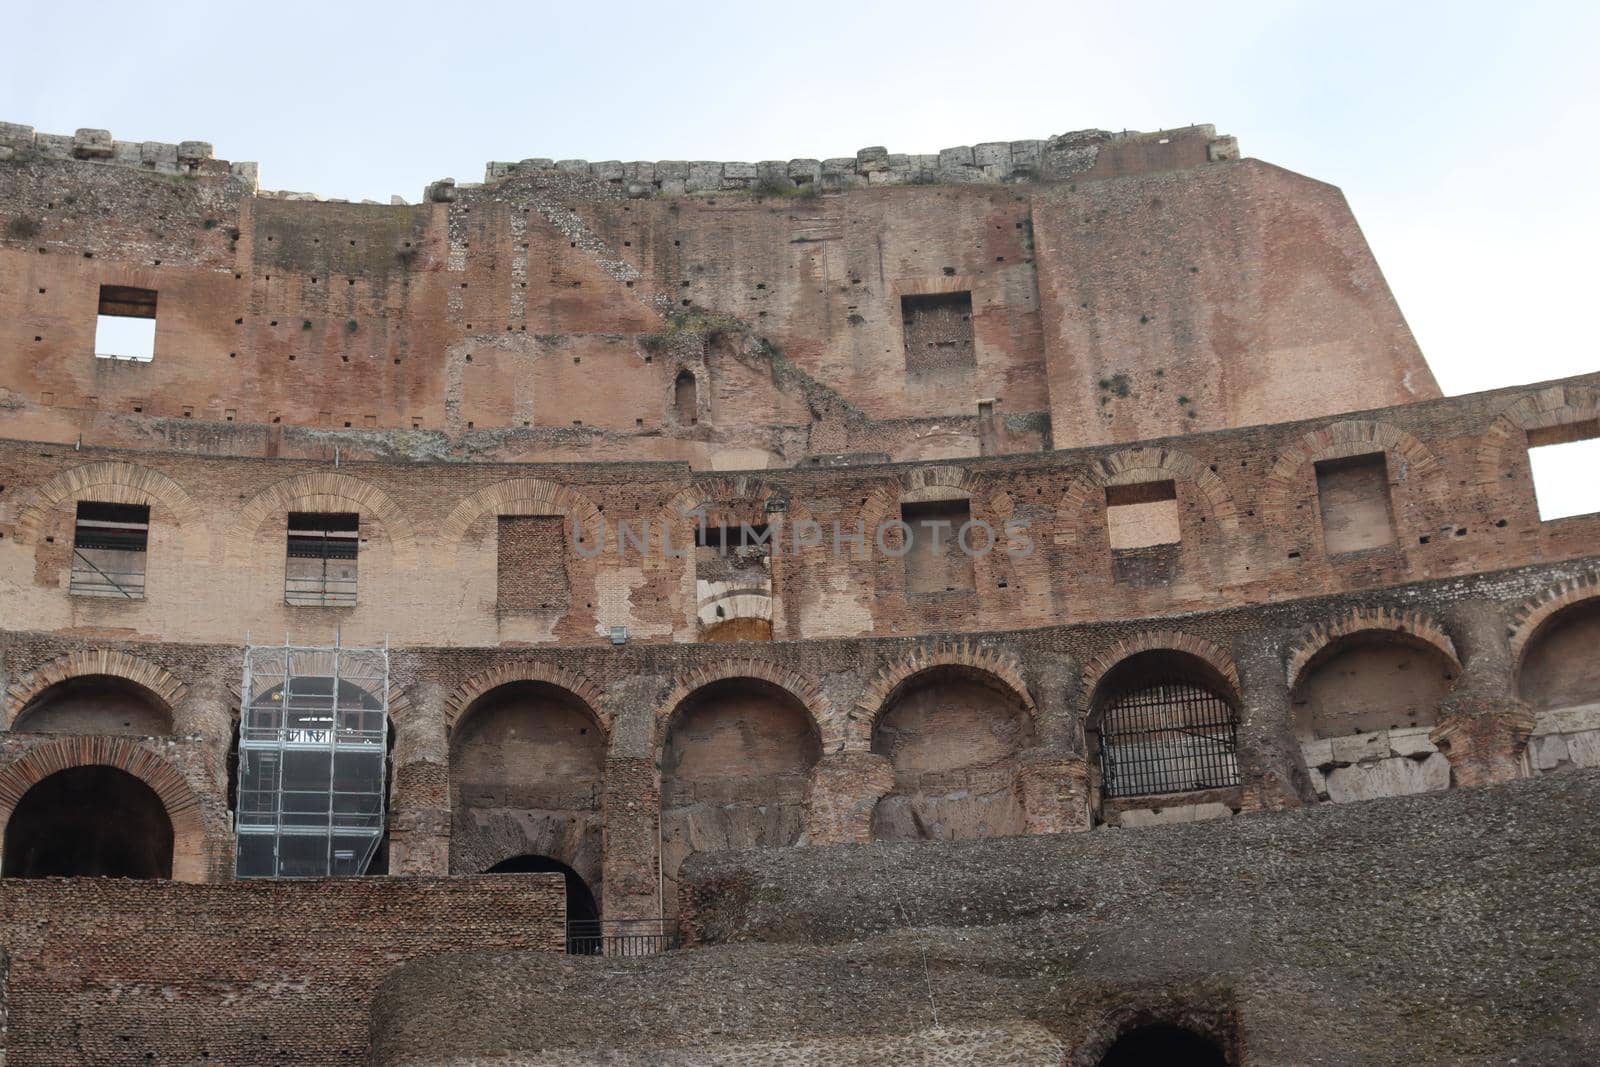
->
xmin=1315 ymin=452 xmax=1396 ymax=554
xmin=95 ymin=285 xmax=157 ymax=362
xmin=695 ymin=522 xmax=771 ymax=554
xmin=1528 ymin=420 xmax=1600 ymax=521
xmin=1106 ymin=480 xmax=1180 ymax=550
xmin=900 ymin=498 xmax=976 ymax=594
xmin=900 ymin=291 xmax=975 ymax=375
xmin=71 ymin=501 xmax=149 ymax=599
xmin=285 ymin=512 xmax=359 ymax=607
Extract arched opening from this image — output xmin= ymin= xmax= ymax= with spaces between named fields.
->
xmin=1292 ymin=633 xmax=1455 ymax=739
xmin=449 ymin=682 xmax=605 ymax=898
xmin=1097 ymin=1024 xmax=1230 ymax=1067
xmin=2 ymin=765 xmax=174 ymax=878
xmin=659 ymin=678 xmax=820 ymax=920
xmin=11 ymin=675 xmax=174 ymax=736
xmin=1088 ymin=650 xmax=1241 ymax=807
xmin=1519 ymin=599 xmax=1600 ymax=773
xmin=1290 ymin=632 xmax=1455 ymax=803
xmin=871 ymin=667 xmax=1034 ymax=841
xmin=674 ymin=370 xmax=698 ymax=424
xmin=487 ymin=853 xmax=599 ymax=924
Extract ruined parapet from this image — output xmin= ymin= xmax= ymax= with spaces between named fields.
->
xmin=482 ymin=124 xmax=1240 ymax=198
xmin=0 ymin=122 xmax=258 ymax=190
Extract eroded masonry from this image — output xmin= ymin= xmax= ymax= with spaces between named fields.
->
xmin=0 ymin=120 xmax=1597 ymax=1065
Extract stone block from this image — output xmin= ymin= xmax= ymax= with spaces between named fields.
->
xmin=655 ymin=160 xmax=690 ymax=180
xmin=141 ymin=141 xmax=178 ymax=167
xmin=1411 ymin=752 xmax=1452 ymax=792
xmin=938 ymin=145 xmax=974 ymax=169
xmin=1534 ymin=703 xmax=1600 ymax=736
xmin=686 ymin=162 xmax=722 ymax=193
xmin=72 ymin=128 xmax=113 ymax=159
xmin=1208 ymin=136 xmax=1241 ymax=162
xmin=788 ymin=159 xmax=822 ymax=181
xmin=1331 ymin=730 xmax=1388 ymax=764
xmin=555 ymin=159 xmax=589 ymax=174
xmin=1566 ymin=729 xmax=1600 ymax=768
xmin=1306 ymin=763 xmax=1328 ymax=798
xmin=177 ymin=140 xmax=213 ymax=162
xmin=231 ymin=161 xmax=260 ymax=186
xmin=658 ymin=178 xmax=687 ymax=197
xmin=755 ymin=161 xmax=787 ymax=183
xmin=426 ymin=178 xmax=457 ymax=203
xmin=1010 ymin=139 xmax=1043 ymax=169
xmin=1387 ymin=726 xmax=1437 ymax=758
xmin=519 ymin=158 xmax=555 ymax=169
xmin=0 ymin=145 xmax=12 ymax=161
xmin=821 ymin=157 xmax=856 ymax=176
xmin=973 ymin=142 xmax=1010 ymax=167
xmin=0 ymin=121 xmax=35 ymax=148
xmin=35 ymin=132 xmax=71 ymax=159
xmin=1299 ymin=738 xmax=1334 ymax=768
xmin=1531 ymin=732 xmax=1570 ymax=771
xmin=590 ymin=160 xmax=624 ymax=181
xmin=1117 ymin=801 xmax=1233 ymax=827
xmin=624 ymin=161 xmax=655 ymax=183
xmin=485 ymin=161 xmax=513 ymax=180
xmin=856 ymin=146 xmax=889 ymax=173
xmin=722 ymin=162 xmax=756 ymax=179
xmin=112 ymin=140 xmax=141 ymax=164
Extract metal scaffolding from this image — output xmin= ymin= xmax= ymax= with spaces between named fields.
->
xmin=235 ymin=638 xmax=390 ymax=878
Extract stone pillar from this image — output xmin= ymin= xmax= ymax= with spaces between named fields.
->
xmin=1232 ymin=635 xmax=1316 ymax=812
xmin=804 ymin=751 xmax=894 ymax=844
xmin=602 ymin=676 xmax=665 ymax=922
xmin=1432 ymin=600 xmax=1535 ymax=786
xmin=1020 ymin=654 xmax=1093 ymax=832
xmin=387 ymin=678 xmax=450 ymax=875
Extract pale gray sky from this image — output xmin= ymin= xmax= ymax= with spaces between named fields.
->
xmin=6 ymin=0 xmax=1596 ymax=399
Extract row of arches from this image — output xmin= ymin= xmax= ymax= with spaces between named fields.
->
xmin=4 ymin=590 xmax=1598 ymax=889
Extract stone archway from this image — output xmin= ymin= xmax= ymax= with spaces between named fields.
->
xmin=2 ymin=765 xmax=174 ymax=878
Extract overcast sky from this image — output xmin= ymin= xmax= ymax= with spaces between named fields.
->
xmin=5 ymin=0 xmax=1596 ymax=399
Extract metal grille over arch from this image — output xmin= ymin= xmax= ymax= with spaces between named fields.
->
xmin=1088 ymin=650 xmax=1242 ymax=799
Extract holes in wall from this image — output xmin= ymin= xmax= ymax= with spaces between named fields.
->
xmin=1527 ymin=419 xmax=1600 ymax=520
xmin=1315 ymin=452 xmax=1396 ymax=553
xmin=94 ymin=285 xmax=157 ymax=362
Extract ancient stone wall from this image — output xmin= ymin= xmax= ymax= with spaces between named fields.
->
xmin=0 ymin=874 xmax=564 ymax=1066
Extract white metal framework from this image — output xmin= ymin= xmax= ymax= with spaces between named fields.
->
xmin=235 ymin=640 xmax=390 ymax=878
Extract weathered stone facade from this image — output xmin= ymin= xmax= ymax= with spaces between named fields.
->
xmin=0 ymin=118 xmax=1596 ymax=1065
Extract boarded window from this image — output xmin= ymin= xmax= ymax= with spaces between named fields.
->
xmin=1527 ymin=420 xmax=1600 ymax=521
xmin=1315 ymin=453 xmax=1395 ymax=554
xmin=1106 ymin=481 xmax=1179 ymax=549
xmin=901 ymin=291 xmax=975 ymax=374
xmin=285 ymin=512 xmax=359 ymax=607
xmin=901 ymin=498 xmax=975 ymax=594
xmin=497 ymin=516 xmax=570 ymax=612
xmin=71 ymin=501 xmax=148 ymax=599
xmin=95 ymin=285 xmax=157 ymax=362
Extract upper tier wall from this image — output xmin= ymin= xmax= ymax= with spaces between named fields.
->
xmin=0 ymin=121 xmax=1438 ymax=468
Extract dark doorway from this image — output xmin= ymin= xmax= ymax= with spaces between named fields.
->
xmin=1098 ymin=1024 xmax=1230 ymax=1067
xmin=2 ymin=766 xmax=174 ymax=878
xmin=486 ymin=853 xmax=599 ymax=924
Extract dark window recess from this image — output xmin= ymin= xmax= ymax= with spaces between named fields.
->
xmin=94 ymin=285 xmax=157 ymax=362
xmin=695 ymin=523 xmax=771 ymax=552
xmin=674 ymin=371 xmax=698 ymax=424
xmin=1315 ymin=452 xmax=1396 ymax=554
xmin=71 ymin=501 xmax=149 ymax=599
xmin=901 ymin=291 xmax=975 ymax=374
xmin=901 ymin=498 xmax=976 ymax=594
xmin=285 ymin=512 xmax=359 ymax=607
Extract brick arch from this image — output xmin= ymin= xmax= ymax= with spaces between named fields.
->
xmin=227 ymin=471 xmax=418 ymax=565
xmin=12 ymin=461 xmax=205 ymax=549
xmin=696 ymin=589 xmax=772 ymax=628
xmin=1507 ymin=572 xmax=1600 ymax=672
xmin=4 ymin=650 xmax=188 ymax=729
xmin=1054 ymin=446 xmax=1239 ymax=546
xmin=1284 ymin=607 xmax=1461 ymax=690
xmin=1477 ymin=383 xmax=1600 ymax=486
xmin=437 ymin=478 xmax=603 ymax=551
xmin=443 ymin=662 xmax=608 ymax=737
xmin=657 ymin=659 xmax=838 ymax=752
xmin=1260 ymin=419 xmax=1442 ymax=549
xmin=0 ymin=736 xmax=209 ymax=882
xmin=859 ymin=464 xmax=974 ymax=532
xmin=658 ymin=475 xmax=816 ymax=534
xmin=224 ymin=676 xmax=414 ymax=724
xmin=1079 ymin=631 xmax=1242 ymax=716
xmin=849 ymin=639 xmax=1036 ymax=751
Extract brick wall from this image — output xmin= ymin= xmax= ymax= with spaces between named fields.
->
xmin=0 ymin=875 xmax=563 ymax=1066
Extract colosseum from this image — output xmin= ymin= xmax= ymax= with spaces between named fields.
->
xmin=0 ymin=119 xmax=1596 ymax=1065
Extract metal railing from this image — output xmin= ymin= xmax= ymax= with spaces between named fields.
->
xmin=565 ymin=918 xmax=678 ymax=957
xmin=69 ymin=551 xmax=146 ymax=599
xmin=1094 ymin=678 xmax=1241 ymax=798
xmin=284 ymin=574 xmax=358 ymax=607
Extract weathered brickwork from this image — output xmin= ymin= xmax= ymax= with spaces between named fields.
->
xmin=0 ymin=118 xmax=1596 ymax=1065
